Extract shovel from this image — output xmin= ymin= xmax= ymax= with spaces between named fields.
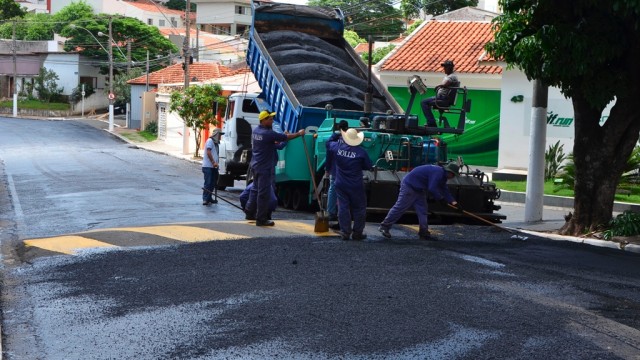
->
xmin=301 ymin=135 xmax=329 ymax=233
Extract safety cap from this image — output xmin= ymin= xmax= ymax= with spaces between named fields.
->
xmin=259 ymin=110 xmax=276 ymax=121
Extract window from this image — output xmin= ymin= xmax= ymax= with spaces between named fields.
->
xmin=242 ymin=99 xmax=259 ymax=114
xmin=171 ymin=17 xmax=177 ymax=27
xmin=147 ymin=19 xmax=153 ymax=25
xmin=80 ymin=76 xmax=97 ymax=89
xmin=235 ymin=6 xmax=248 ymax=15
xmin=159 ymin=19 xmax=165 ymax=27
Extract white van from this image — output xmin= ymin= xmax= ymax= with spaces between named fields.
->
xmin=217 ymin=92 xmax=260 ymax=190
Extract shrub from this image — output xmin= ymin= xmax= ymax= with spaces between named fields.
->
xmin=545 ymin=140 xmax=567 ymax=181
xmin=69 ymin=83 xmax=95 ymax=104
xmin=602 ymin=210 xmax=640 ymax=240
xmin=144 ymin=121 xmax=158 ymax=135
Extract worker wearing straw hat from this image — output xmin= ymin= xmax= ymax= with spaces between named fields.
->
xmin=327 ymin=128 xmax=372 ymax=240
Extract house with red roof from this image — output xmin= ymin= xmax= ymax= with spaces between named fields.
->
xmin=377 ymin=8 xmax=612 ymax=172
xmin=127 ymin=62 xmax=258 ymax=153
xmin=376 ymin=19 xmax=502 ymax=167
xmin=50 ymin=0 xmax=186 ymax=30
xmin=126 ymin=62 xmax=234 ymax=129
xmin=158 ymin=28 xmax=247 ymax=64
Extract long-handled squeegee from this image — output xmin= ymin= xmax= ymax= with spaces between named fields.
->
xmin=447 ymin=204 xmax=529 ymax=240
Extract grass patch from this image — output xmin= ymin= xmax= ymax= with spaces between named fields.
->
xmin=493 ymin=180 xmax=640 ymax=204
xmin=119 ymin=130 xmax=157 ymax=142
xmin=0 ymin=99 xmax=70 ymax=110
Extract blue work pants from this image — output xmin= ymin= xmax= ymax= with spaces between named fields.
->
xmin=202 ymin=167 xmax=218 ymax=202
xmin=245 ymin=168 xmax=273 ymax=222
xmin=327 ymin=175 xmax=337 ymax=217
xmin=380 ymin=185 xmax=429 ymax=235
xmin=336 ymin=185 xmax=367 ymax=235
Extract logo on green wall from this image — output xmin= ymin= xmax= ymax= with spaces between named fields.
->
xmin=547 ymin=111 xmax=573 ymax=127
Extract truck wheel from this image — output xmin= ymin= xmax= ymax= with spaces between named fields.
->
xmin=281 ymin=187 xmax=293 ymax=209
xmin=292 ymin=186 xmax=307 ymax=211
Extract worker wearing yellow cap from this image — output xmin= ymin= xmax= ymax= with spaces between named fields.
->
xmin=244 ymin=110 xmax=305 ymax=226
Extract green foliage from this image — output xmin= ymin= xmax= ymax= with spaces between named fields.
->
xmin=308 ymin=0 xmax=404 ymax=40
xmin=485 ymin=1 xmax=640 ymax=110
xmin=0 ymin=99 xmax=69 ymax=110
xmin=361 ymin=44 xmax=396 ymax=64
xmin=554 ymin=154 xmax=575 ymax=192
xmin=165 ymin=0 xmax=197 ymax=11
xmin=0 ymin=13 xmax=55 ymax=40
xmin=545 ymin=140 xmax=567 ymax=181
xmin=144 ymin=121 xmax=158 ymax=135
xmin=602 ymin=211 xmax=640 ymax=240
xmin=169 ymin=84 xmax=225 ymax=157
xmin=403 ymin=20 xmax=423 ymax=36
xmin=0 ymin=0 xmax=26 ymax=20
xmin=34 ymin=67 xmax=64 ymax=103
xmin=69 ymin=83 xmax=95 ymax=104
xmin=400 ymin=0 xmax=477 ymax=19
xmin=344 ymin=30 xmax=366 ymax=48
xmin=113 ymin=68 xmax=144 ymax=107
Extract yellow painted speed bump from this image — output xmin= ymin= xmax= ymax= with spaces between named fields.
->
xmin=111 ymin=225 xmax=249 ymax=242
xmin=272 ymin=220 xmax=336 ymax=237
xmin=24 ymin=236 xmax=117 ymax=255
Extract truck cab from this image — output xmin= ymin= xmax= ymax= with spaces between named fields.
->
xmin=217 ymin=92 xmax=260 ymax=190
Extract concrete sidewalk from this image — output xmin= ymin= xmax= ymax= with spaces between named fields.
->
xmin=83 ymin=117 xmax=640 ymax=254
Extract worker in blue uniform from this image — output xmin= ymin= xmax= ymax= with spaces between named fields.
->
xmin=379 ymin=163 xmax=459 ymax=240
xmin=240 ymin=182 xmax=278 ymax=217
xmin=325 ymin=120 xmax=348 ymax=222
xmin=327 ymin=128 xmax=373 ymax=240
xmin=245 ymin=110 xmax=304 ymax=226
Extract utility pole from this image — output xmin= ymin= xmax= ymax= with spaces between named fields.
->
xmin=127 ymin=39 xmax=132 ymax=74
xmin=12 ymin=20 xmax=17 ymax=117
xmin=146 ymin=50 xmax=150 ymax=92
xmin=524 ymin=79 xmax=548 ymax=223
xmin=182 ymin=0 xmax=191 ymax=155
xmin=108 ymin=16 xmax=114 ymax=132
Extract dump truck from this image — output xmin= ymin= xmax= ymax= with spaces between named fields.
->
xmin=225 ymin=0 xmax=504 ymax=222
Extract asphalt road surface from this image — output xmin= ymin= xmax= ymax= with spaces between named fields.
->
xmin=1 ymin=118 xmax=639 ymax=359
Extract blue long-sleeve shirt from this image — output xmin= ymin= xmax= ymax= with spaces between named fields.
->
xmin=402 ymin=165 xmax=455 ymax=203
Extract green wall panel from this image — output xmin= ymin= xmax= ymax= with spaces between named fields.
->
xmin=388 ymin=86 xmax=501 ymax=167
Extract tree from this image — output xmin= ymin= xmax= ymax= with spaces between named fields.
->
xmin=344 ymin=29 xmax=366 ymax=48
xmin=34 ymin=67 xmax=64 ymax=103
xmin=113 ymin=68 xmax=144 ymax=107
xmin=169 ymin=84 xmax=225 ymax=158
xmin=165 ymin=0 xmax=196 ymax=11
xmin=361 ymin=44 xmax=395 ymax=64
xmin=308 ymin=0 xmax=404 ymax=40
xmin=0 ymin=2 xmax=91 ymax=41
xmin=400 ymin=0 xmax=477 ymax=19
xmin=0 ymin=0 xmax=26 ymax=20
xmin=485 ymin=1 xmax=640 ymax=236
xmin=62 ymin=15 xmax=179 ymax=75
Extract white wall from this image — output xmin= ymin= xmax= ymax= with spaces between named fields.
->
xmin=497 ymin=68 xmax=613 ymax=170
xmin=196 ymin=2 xmax=252 ymax=30
xmin=43 ymin=53 xmax=79 ymax=95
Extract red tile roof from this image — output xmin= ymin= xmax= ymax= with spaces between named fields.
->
xmin=157 ymin=28 xmax=241 ymax=56
xmin=379 ymin=20 xmax=501 ymax=75
xmin=126 ymin=1 xmax=185 ymax=16
xmin=127 ymin=62 xmax=234 ymax=85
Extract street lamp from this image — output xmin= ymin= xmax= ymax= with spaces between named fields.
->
xmin=70 ymin=21 xmax=115 ymax=132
